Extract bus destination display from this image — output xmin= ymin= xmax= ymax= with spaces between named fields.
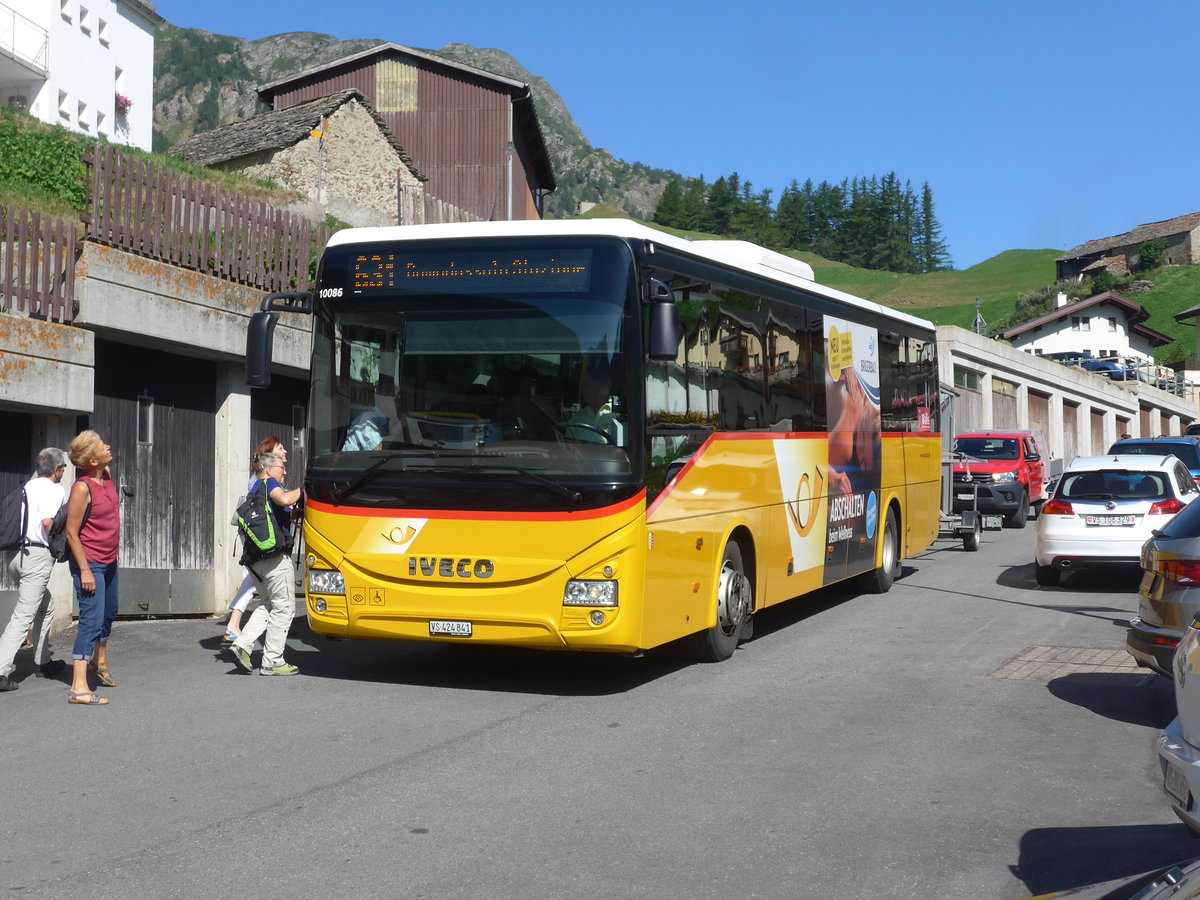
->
xmin=351 ymin=248 xmax=593 ymax=295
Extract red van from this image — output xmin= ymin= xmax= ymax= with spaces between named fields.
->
xmin=951 ymin=430 xmax=1047 ymax=528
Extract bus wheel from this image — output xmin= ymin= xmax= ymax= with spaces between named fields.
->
xmin=693 ymin=541 xmax=753 ymax=662
xmin=861 ymin=507 xmax=899 ymax=594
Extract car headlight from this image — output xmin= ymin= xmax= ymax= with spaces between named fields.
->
xmin=992 ymin=471 xmax=1018 ymax=483
xmin=563 ymin=580 xmax=618 ymax=607
xmin=308 ymin=569 xmax=345 ymax=595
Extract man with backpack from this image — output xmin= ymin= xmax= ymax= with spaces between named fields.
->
xmin=0 ymin=448 xmax=69 ymax=691
xmin=228 ymin=447 xmax=302 ymax=676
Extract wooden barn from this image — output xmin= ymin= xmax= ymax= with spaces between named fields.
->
xmin=256 ymin=43 xmax=556 ymax=222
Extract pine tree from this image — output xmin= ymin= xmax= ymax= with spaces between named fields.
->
xmin=775 ymin=179 xmax=810 ymax=248
xmin=704 ymin=176 xmax=735 ymax=235
xmin=653 ymin=180 xmax=684 ymax=228
xmin=918 ymin=181 xmax=952 ymax=272
xmin=679 ymin=177 xmax=707 ymax=231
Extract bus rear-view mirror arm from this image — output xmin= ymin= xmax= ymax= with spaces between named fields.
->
xmin=246 ymin=291 xmax=314 ymax=388
xmin=646 ymin=278 xmax=681 ymax=360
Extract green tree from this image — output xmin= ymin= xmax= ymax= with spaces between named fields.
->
xmin=1139 ymin=236 xmax=1167 ymax=270
xmin=653 ymin=179 xmax=683 ymax=228
xmin=917 ymin=181 xmax=951 ymax=272
xmin=678 ymin=177 xmax=706 ymax=230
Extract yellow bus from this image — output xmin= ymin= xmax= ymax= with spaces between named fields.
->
xmin=247 ymin=219 xmax=941 ymax=662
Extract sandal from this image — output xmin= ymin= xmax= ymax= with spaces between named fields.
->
xmin=67 ymin=691 xmax=109 ymax=706
xmin=87 ymin=663 xmax=117 ymax=687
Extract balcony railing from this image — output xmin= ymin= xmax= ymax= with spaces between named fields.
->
xmin=0 ymin=2 xmax=49 ymax=75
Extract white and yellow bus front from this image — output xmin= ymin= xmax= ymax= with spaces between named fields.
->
xmin=301 ymin=232 xmax=654 ymax=652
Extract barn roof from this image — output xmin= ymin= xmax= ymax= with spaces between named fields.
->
xmin=168 ymin=89 xmax=424 ymax=181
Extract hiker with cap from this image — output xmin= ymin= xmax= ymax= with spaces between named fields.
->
xmin=0 ymin=448 xmax=69 ymax=692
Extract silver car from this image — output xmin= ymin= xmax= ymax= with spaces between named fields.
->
xmin=1159 ymin=614 xmax=1200 ymax=833
xmin=1130 ymin=496 xmax=1200 ymax=676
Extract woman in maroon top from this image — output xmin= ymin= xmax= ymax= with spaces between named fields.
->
xmin=64 ymin=430 xmax=120 ymax=706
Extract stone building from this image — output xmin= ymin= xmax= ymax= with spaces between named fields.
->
xmin=169 ymin=89 xmax=424 ymax=227
xmin=1057 ymin=212 xmax=1200 ymax=282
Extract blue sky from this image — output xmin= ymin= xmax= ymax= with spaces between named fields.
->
xmin=152 ymin=0 xmax=1200 ymax=270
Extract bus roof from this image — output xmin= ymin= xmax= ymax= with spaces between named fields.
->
xmin=324 ymin=219 xmax=937 ymax=335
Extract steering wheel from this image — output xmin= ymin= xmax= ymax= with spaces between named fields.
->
xmin=555 ymin=421 xmax=616 ymax=445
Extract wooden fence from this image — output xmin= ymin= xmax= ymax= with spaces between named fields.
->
xmin=0 ymin=204 xmax=77 ymax=323
xmin=83 ymin=143 xmax=332 ymax=293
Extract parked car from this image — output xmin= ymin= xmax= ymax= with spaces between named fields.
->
xmin=1033 ymin=454 xmax=1199 ymax=587
xmin=1042 ymin=350 xmax=1129 ymax=380
xmin=1020 ymin=855 xmax=1200 ymax=899
xmin=1108 ymin=436 xmax=1200 ymax=487
xmin=950 ymin=430 xmax=1047 ymax=528
xmin=1129 ymin=496 xmax=1200 ymax=676
xmin=1185 ymin=422 xmax=1200 ymax=437
xmin=1158 ymin=614 xmax=1200 ymax=834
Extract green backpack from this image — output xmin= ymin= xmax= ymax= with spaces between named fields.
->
xmin=236 ymin=479 xmax=281 ymax=564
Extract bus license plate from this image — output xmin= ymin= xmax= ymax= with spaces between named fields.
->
xmin=1165 ymin=762 xmax=1191 ymax=805
xmin=1086 ymin=515 xmax=1137 ymax=526
xmin=429 ymin=620 xmax=472 ymax=637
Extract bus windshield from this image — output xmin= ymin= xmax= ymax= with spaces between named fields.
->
xmin=307 ymin=238 xmax=638 ymax=500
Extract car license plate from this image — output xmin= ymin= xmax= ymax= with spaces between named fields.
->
xmin=429 ymin=620 xmax=472 ymax=637
xmin=1085 ymin=515 xmax=1137 ymax=526
xmin=1165 ymin=762 xmax=1191 ymax=805
xmin=956 ymin=492 xmax=974 ymax=501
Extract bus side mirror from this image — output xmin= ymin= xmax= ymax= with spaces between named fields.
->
xmin=647 ymin=279 xmax=681 ymax=360
xmin=246 ymin=292 xmax=314 ymax=387
xmin=246 ymin=311 xmax=279 ymax=387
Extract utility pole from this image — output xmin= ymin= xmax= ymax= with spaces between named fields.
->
xmin=972 ymin=297 xmax=987 ymax=336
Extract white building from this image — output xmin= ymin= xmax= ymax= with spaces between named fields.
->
xmin=0 ymin=0 xmax=159 ymax=150
xmin=998 ymin=290 xmax=1172 ymax=365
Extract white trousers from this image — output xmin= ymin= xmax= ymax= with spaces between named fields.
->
xmin=232 ymin=553 xmax=295 ymax=669
xmin=0 ymin=546 xmax=56 ymax=676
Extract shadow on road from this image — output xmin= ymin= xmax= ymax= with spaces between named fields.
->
xmin=200 ymin=620 xmax=696 ymax=696
xmin=1012 ymin=824 xmax=1198 ymax=897
xmin=998 ymin=562 xmax=1143 ymax=596
xmin=1047 ymin=670 xmax=1176 ymax=727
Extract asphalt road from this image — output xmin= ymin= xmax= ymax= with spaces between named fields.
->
xmin=1 ymin=519 xmax=1196 ymax=899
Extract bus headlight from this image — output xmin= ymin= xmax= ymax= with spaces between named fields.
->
xmin=563 ymin=580 xmax=618 ymax=607
xmin=308 ymin=569 xmax=345 ymax=595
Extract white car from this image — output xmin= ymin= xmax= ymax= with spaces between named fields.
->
xmin=1159 ymin=614 xmax=1200 ymax=833
xmin=1034 ymin=454 xmax=1199 ymax=586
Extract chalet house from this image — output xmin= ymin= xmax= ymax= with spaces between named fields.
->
xmin=0 ymin=0 xmax=159 ymax=150
xmin=1056 ymin=212 xmax=1200 ymax=282
xmin=999 ymin=291 xmax=1172 ymax=364
xmin=255 ymin=42 xmax=556 ymax=222
xmin=169 ymin=90 xmax=425 ymax=228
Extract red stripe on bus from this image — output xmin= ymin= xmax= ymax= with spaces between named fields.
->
xmin=306 ymin=491 xmax=646 ymax=522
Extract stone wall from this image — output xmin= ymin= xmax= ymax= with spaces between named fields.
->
xmin=220 ymin=98 xmax=422 ymax=227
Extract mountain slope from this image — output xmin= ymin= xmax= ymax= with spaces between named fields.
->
xmin=152 ymin=25 xmax=673 ymax=220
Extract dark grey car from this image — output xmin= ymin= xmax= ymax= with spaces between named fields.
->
xmin=1129 ymin=497 xmax=1200 ymax=677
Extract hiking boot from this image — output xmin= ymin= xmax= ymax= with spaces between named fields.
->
xmin=228 ymin=644 xmax=253 ymax=672
xmin=0 ymin=675 xmax=17 ymax=692
xmin=259 ymin=663 xmax=299 ymax=676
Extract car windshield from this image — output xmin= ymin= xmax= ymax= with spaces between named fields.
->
xmin=1112 ymin=442 xmax=1200 ymax=470
xmin=1060 ymin=469 xmax=1167 ymax=501
xmin=953 ymin=437 xmax=1019 ymax=460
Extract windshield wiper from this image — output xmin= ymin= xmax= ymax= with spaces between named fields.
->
xmin=330 ymin=454 xmax=397 ymax=505
xmin=473 ymin=464 xmax=582 ymax=503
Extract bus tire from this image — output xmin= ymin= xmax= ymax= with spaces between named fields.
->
xmin=861 ymin=507 xmax=899 ymax=594
xmin=692 ymin=540 xmax=753 ymax=663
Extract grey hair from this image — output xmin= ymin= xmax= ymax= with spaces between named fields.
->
xmin=35 ymin=447 xmax=67 ymax=478
xmin=254 ymin=451 xmax=283 ymax=475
